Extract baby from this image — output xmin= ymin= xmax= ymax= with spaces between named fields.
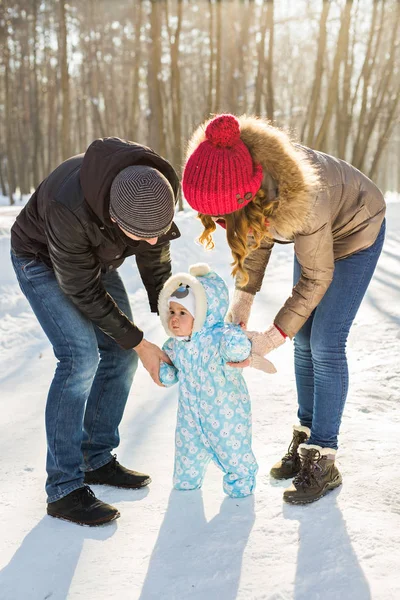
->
xmin=158 ymin=263 xmax=275 ymax=498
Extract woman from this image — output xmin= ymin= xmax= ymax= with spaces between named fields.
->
xmin=181 ymin=114 xmax=386 ymax=504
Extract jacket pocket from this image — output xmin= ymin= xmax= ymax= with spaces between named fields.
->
xmin=22 ymin=257 xmax=54 ymax=280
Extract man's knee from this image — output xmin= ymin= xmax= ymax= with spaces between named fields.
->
xmin=120 ymin=349 xmax=139 ymax=379
xmin=55 ymin=343 xmax=99 ymax=381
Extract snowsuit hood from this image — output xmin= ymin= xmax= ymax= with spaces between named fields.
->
xmin=159 ymin=263 xmax=229 ymax=337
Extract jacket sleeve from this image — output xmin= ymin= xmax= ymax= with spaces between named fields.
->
xmin=159 ymin=338 xmax=179 ymax=386
xmin=274 ymin=192 xmax=334 ymax=338
xmin=236 ymin=236 xmax=275 ymax=294
xmin=219 ymin=325 xmax=252 ymax=363
xmin=135 ymin=240 xmax=172 ymax=313
xmin=45 ymin=201 xmax=144 ymax=349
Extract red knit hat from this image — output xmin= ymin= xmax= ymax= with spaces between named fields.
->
xmin=182 ymin=114 xmax=263 ymax=215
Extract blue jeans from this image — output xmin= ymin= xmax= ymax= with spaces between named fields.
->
xmin=293 ymin=220 xmax=385 ymax=449
xmin=11 ymin=252 xmax=138 ymax=502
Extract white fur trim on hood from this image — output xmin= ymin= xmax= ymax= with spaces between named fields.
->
xmin=158 ymin=265 xmax=210 ymax=337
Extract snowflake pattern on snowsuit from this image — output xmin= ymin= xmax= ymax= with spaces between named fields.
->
xmin=159 ymin=269 xmax=258 ymax=498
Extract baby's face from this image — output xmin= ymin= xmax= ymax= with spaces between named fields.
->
xmin=168 ymin=301 xmax=194 ymax=337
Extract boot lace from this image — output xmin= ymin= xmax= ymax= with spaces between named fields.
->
xmin=73 ymin=486 xmax=96 ymax=507
xmin=282 ymin=431 xmax=305 ymax=464
xmin=293 ymin=449 xmax=322 ymax=488
xmin=109 ymin=454 xmax=119 ymax=471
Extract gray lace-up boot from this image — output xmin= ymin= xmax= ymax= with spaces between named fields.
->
xmin=283 ymin=444 xmax=342 ymax=504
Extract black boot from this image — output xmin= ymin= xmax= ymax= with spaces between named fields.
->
xmin=270 ymin=426 xmax=310 ymax=480
xmin=47 ymin=486 xmax=120 ymax=526
xmin=283 ymin=444 xmax=342 ymax=504
xmin=84 ymin=455 xmax=151 ymax=489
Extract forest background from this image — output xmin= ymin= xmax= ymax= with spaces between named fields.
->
xmin=1 ymin=0 xmax=399 ymax=206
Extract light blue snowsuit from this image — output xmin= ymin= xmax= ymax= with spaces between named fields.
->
xmin=159 ymin=268 xmax=258 ymax=498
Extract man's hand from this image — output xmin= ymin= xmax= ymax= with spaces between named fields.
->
xmin=135 ymin=338 xmax=172 ymax=387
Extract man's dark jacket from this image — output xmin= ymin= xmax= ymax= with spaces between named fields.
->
xmin=11 ymin=137 xmax=181 ymax=349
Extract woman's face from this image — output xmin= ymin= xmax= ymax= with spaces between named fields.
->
xmin=210 ymin=215 xmax=227 ymax=229
xmin=168 ymin=301 xmax=194 ymax=336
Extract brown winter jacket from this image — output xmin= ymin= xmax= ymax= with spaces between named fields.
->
xmin=238 ymin=116 xmax=386 ymax=338
xmin=188 ymin=116 xmax=386 ymax=339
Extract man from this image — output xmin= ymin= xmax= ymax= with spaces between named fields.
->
xmin=11 ymin=137 xmax=180 ymax=526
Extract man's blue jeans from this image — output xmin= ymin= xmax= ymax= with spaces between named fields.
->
xmin=11 ymin=252 xmax=138 ymax=502
xmin=293 ymin=220 xmax=385 ymax=449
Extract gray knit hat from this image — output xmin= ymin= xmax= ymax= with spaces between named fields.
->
xmin=109 ymin=165 xmax=175 ymax=237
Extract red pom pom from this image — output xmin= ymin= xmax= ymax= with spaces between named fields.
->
xmin=205 ymin=114 xmax=241 ymax=148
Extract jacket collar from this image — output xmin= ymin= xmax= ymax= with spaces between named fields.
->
xmin=238 ymin=116 xmax=320 ymax=238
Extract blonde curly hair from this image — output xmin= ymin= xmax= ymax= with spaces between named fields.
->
xmin=198 ymin=188 xmax=278 ymax=286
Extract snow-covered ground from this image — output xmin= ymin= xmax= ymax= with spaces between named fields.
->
xmin=0 ymin=195 xmax=399 ymax=600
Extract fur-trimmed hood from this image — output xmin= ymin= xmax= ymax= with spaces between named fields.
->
xmin=158 ymin=263 xmax=229 ymax=338
xmin=185 ymin=115 xmax=321 ymax=238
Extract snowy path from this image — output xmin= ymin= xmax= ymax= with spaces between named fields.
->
xmin=0 ymin=201 xmax=399 ymax=600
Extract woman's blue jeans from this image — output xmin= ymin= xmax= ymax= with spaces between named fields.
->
xmin=11 ymin=252 xmax=138 ymax=502
xmin=293 ymin=220 xmax=385 ymax=450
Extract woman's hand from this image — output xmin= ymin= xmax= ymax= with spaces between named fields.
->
xmin=225 ymin=289 xmax=255 ymax=328
xmin=250 ymin=354 xmax=277 ymax=374
xmin=245 ymin=325 xmax=286 ymax=356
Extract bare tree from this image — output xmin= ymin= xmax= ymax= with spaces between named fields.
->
xmin=314 ymin=0 xmax=352 ymax=152
xmin=59 ymin=0 xmax=70 ymax=159
xmin=148 ymin=0 xmax=166 ymax=156
xmin=303 ymin=0 xmax=330 ymax=146
xmin=1 ymin=0 xmax=399 ymax=204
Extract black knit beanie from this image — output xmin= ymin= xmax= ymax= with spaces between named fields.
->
xmin=109 ymin=165 xmax=175 ymax=237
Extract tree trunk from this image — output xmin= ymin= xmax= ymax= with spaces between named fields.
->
xmin=214 ymin=0 xmax=222 ymax=113
xmin=148 ymin=0 xmax=166 ymax=156
xmin=265 ymin=0 xmax=275 ymax=121
xmin=314 ymin=0 xmax=352 ymax=151
xmin=351 ymin=1 xmax=383 ymax=167
xmin=31 ymin=0 xmax=42 ymax=187
xmin=166 ymin=0 xmax=183 ymax=208
xmin=254 ymin=1 xmax=269 ymax=115
xmin=4 ymin=32 xmax=16 ymax=204
xmin=207 ymin=0 xmax=214 ymax=117
xmin=59 ymin=1 xmax=70 ymax=159
xmin=304 ymin=0 xmax=330 ymax=146
xmin=130 ymin=0 xmax=143 ymax=140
